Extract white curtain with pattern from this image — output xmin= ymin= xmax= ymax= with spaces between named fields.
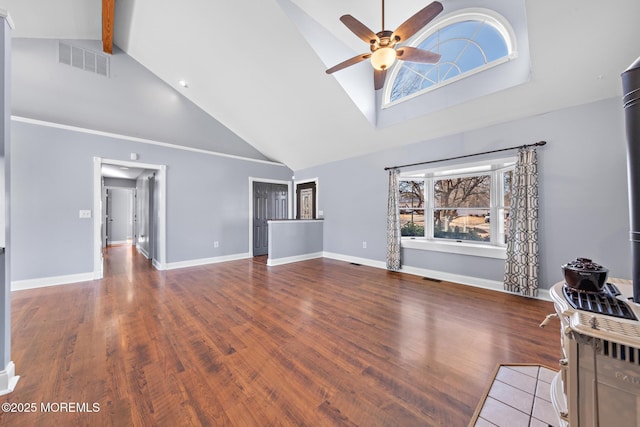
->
xmin=504 ymin=148 xmax=539 ymax=297
xmin=386 ymin=169 xmax=401 ymax=271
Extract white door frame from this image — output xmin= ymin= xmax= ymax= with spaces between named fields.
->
xmin=93 ymin=157 xmax=167 ymax=279
xmin=293 ymin=177 xmax=319 ymax=219
xmin=248 ymin=177 xmax=292 ymax=257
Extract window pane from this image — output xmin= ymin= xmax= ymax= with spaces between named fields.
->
xmin=389 ymin=17 xmax=511 ymax=104
xmin=433 ymin=175 xmax=491 ymax=242
xmin=475 ymin=25 xmax=509 ymax=62
xmin=504 ymin=209 xmax=510 ymax=243
xmin=503 ymin=170 xmax=513 ymax=207
xmin=399 ymin=180 xmax=425 ymax=237
xmin=433 ymin=209 xmax=490 ymax=242
xmin=438 ymin=20 xmax=483 ymax=41
xmin=399 ymin=180 xmax=424 ymax=209
xmin=434 ymin=176 xmax=491 ymax=208
xmin=400 ymin=209 xmax=425 ymax=236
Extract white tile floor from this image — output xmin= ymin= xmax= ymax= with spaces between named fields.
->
xmin=471 ymin=365 xmax=559 ymax=427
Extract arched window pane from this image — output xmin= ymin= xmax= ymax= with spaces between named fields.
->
xmin=388 ymin=15 xmax=511 ymax=104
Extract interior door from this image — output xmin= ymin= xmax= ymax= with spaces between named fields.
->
xmin=105 ymin=188 xmax=112 ymax=246
xmin=296 ymin=181 xmax=317 ymax=219
xmin=273 ymin=186 xmax=288 ymax=219
xmin=253 ymin=182 xmax=288 ymax=256
xmin=253 ymin=182 xmax=269 ymax=256
xmin=106 ymin=188 xmax=133 ymax=245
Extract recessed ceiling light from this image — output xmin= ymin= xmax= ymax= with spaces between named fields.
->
xmin=178 ymin=79 xmax=188 ymax=88
xmin=120 ymin=167 xmax=130 ymax=170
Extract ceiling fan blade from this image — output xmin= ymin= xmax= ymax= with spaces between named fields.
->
xmin=392 ymin=1 xmax=443 ymax=42
xmin=374 ymin=69 xmax=387 ymax=90
xmin=326 ymin=53 xmax=371 ymax=74
xmin=340 ymin=15 xmax=378 ymax=44
xmin=396 ymin=47 xmax=441 ymax=63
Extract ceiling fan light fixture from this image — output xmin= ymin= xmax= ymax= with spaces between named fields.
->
xmin=371 ymin=47 xmax=396 ymax=71
xmin=326 ymin=2 xmax=443 ymax=89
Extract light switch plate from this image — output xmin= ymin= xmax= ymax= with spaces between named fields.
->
xmin=79 ymin=210 xmax=92 ymax=219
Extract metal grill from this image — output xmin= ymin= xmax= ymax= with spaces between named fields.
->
xmin=603 ymin=340 xmax=640 ymax=364
xmin=563 ymin=283 xmax=637 ymax=321
xmin=58 ymin=41 xmax=110 ymax=78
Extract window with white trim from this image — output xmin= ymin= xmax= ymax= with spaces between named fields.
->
xmin=385 ymin=10 xmax=515 ymax=106
xmin=399 ymin=159 xmax=514 ymax=249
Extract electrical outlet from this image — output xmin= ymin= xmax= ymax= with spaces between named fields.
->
xmin=362 ymin=241 xmax=367 ymax=249
xmin=214 ymin=241 xmax=219 ymax=248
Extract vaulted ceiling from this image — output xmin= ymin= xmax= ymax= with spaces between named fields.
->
xmin=1 ymin=0 xmax=639 ymax=170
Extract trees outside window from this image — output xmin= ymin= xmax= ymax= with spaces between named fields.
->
xmin=399 ymin=180 xmax=425 ymax=236
xmin=434 ymin=175 xmax=491 ymax=242
xmin=399 ymin=161 xmax=514 ymax=245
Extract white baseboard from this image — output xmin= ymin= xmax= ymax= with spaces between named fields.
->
xmin=108 ymin=240 xmax=131 ymax=245
xmin=135 ymin=246 xmax=166 ymax=270
xmin=165 ymin=252 xmax=250 ymax=270
xmin=136 ymin=244 xmax=150 ymax=259
xmin=399 ymin=264 xmax=551 ymax=301
xmin=322 ymin=252 xmax=387 ymax=269
xmin=400 ymin=263 xmax=504 ymax=289
xmin=537 ymin=289 xmax=551 ymax=302
xmin=267 ymin=252 xmax=323 ymax=266
xmin=8 ymin=251 xmax=551 ymax=301
xmin=0 ymin=361 xmax=19 ymax=396
xmin=323 ymin=251 xmax=551 ymax=301
xmin=12 ymin=272 xmax=95 ymax=291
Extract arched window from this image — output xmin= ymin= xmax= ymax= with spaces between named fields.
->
xmin=385 ymin=10 xmax=516 ymax=106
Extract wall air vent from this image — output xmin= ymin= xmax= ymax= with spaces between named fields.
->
xmin=58 ymin=42 xmax=110 ymax=78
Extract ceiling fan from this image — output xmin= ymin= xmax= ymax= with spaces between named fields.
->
xmin=326 ymin=0 xmax=443 ymax=90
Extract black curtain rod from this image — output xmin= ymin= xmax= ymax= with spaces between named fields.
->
xmin=383 ymin=140 xmax=547 ymax=171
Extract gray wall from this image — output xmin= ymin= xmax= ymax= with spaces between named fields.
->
xmin=11 ymin=38 xmax=270 ymax=162
xmin=8 ymin=35 xmax=294 ymax=283
xmin=10 ymin=119 xmax=292 ymax=281
xmin=268 ymin=220 xmax=323 ymax=261
xmin=295 ymin=97 xmax=630 ymax=290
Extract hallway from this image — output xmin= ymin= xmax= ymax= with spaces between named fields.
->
xmin=103 ymin=244 xmax=151 ymax=277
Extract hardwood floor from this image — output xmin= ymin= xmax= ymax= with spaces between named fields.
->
xmin=0 ymin=246 xmax=561 ymax=426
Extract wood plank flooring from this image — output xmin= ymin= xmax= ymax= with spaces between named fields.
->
xmin=0 ymin=246 xmax=561 ymax=426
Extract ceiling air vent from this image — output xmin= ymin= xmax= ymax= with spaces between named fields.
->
xmin=58 ymin=41 xmax=110 ymax=78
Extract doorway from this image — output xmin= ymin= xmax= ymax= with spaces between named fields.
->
xmin=295 ymin=180 xmax=318 ymax=219
xmin=135 ymin=171 xmax=157 ymax=261
xmin=250 ymin=179 xmax=291 ymax=257
xmin=103 ymin=187 xmax=136 ymax=247
xmin=93 ymin=157 xmax=167 ymax=279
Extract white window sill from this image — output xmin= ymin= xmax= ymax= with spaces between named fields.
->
xmin=401 ymin=238 xmax=507 ymax=259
